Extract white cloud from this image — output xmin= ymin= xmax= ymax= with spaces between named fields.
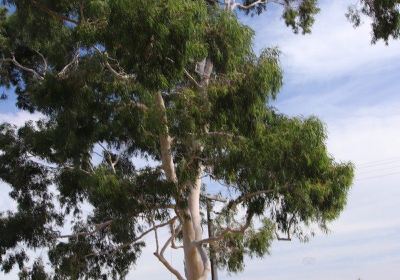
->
xmin=245 ymin=0 xmax=400 ymax=83
xmin=2 ymin=0 xmax=400 ymax=279
xmin=0 ymin=111 xmax=43 ymax=127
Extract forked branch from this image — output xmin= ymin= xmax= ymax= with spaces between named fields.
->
xmin=153 ymin=220 xmax=185 ymax=280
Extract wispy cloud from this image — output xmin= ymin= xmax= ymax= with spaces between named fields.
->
xmin=244 ymin=0 xmax=400 ymax=83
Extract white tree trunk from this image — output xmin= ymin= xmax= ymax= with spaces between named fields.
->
xmin=182 ymin=166 xmax=210 ymax=280
xmin=155 ymin=91 xmax=178 ymax=184
xmin=155 ymin=56 xmax=213 ymax=279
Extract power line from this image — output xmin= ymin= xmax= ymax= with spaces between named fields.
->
xmin=356 ymin=171 xmax=400 ymax=181
xmin=357 ymin=164 xmax=400 ymax=174
xmin=357 ymin=157 xmax=400 ymax=168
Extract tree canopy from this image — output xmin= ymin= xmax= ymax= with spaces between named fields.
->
xmin=347 ymin=0 xmax=400 ymax=43
xmin=0 ymin=0 xmax=392 ymax=279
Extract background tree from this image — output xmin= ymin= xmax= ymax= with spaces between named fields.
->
xmin=346 ymin=0 xmax=400 ymax=43
xmin=0 ymin=0 xmax=370 ymax=279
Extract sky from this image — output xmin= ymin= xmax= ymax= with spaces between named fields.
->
xmin=1 ymin=0 xmax=400 ymax=279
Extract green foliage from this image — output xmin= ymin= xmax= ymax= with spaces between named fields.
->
xmin=0 ymin=0 xmax=356 ymax=278
xmin=347 ymin=0 xmax=400 ymax=43
xmin=214 ymin=219 xmax=274 ymax=272
xmin=282 ymin=0 xmax=320 ymax=34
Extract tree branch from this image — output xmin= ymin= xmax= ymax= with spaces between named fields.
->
xmin=94 ymin=47 xmax=136 ymax=80
xmin=231 ymin=0 xmax=283 ymax=10
xmin=33 ymin=49 xmax=48 ymax=74
xmin=2 ymin=54 xmax=45 ymax=80
xmin=154 ymin=238 xmax=185 ymax=280
xmin=30 ymin=0 xmax=79 ymax=25
xmin=85 ymin=217 xmax=178 ymax=258
xmin=170 ymin=222 xmax=184 ymax=249
xmin=166 ymin=57 xmax=202 ymax=88
xmin=57 ymin=50 xmax=80 ymax=79
xmin=153 ymin=219 xmax=185 ymax=280
xmin=155 ymin=91 xmax=178 ymax=183
xmin=195 ymin=214 xmax=253 ymax=245
xmin=58 ymin=220 xmax=112 ymax=239
xmin=226 ymin=189 xmax=276 ymax=211
xmin=202 ymin=193 xmax=227 ymax=203
xmin=184 ymin=68 xmax=202 ymax=88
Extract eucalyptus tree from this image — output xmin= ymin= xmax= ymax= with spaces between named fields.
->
xmin=0 ymin=1 xmax=356 ymax=279
xmin=347 ymin=0 xmax=400 ymax=43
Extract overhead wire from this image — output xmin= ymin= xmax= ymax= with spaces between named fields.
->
xmin=355 ymin=157 xmax=400 ymax=181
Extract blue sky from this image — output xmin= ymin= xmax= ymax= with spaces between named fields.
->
xmin=1 ymin=0 xmax=400 ymax=279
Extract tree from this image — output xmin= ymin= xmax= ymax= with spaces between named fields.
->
xmin=346 ymin=0 xmax=400 ymax=43
xmin=0 ymin=0 xmax=360 ymax=279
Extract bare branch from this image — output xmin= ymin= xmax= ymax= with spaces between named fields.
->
xmin=170 ymin=222 xmax=184 ymax=249
xmin=184 ymin=68 xmax=202 ymax=88
xmin=153 ymin=221 xmax=160 ymax=253
xmin=202 ymin=193 xmax=227 ymax=203
xmin=130 ymin=217 xmax=177 ymax=245
xmin=62 ymin=165 xmax=93 ymax=175
xmin=2 ymin=54 xmax=44 ymax=80
xmin=33 ymin=49 xmax=48 ymax=74
xmin=166 ymin=57 xmax=202 ymax=88
xmin=85 ymin=217 xmax=178 ymax=258
xmin=104 ymin=59 xmax=135 ymax=80
xmin=154 ymin=240 xmax=185 ymax=280
xmin=231 ymin=0 xmax=284 ymax=10
xmin=152 ymin=219 xmax=185 ymax=280
xmin=94 ymin=46 xmax=136 ymax=80
xmin=57 ymin=50 xmax=80 ymax=79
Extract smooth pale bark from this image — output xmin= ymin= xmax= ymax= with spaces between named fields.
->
xmin=155 ymin=58 xmax=214 ymax=279
xmin=155 ymin=91 xmax=178 ymax=184
xmin=181 ymin=58 xmax=214 ymax=280
xmin=182 ymin=166 xmax=211 ymax=280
